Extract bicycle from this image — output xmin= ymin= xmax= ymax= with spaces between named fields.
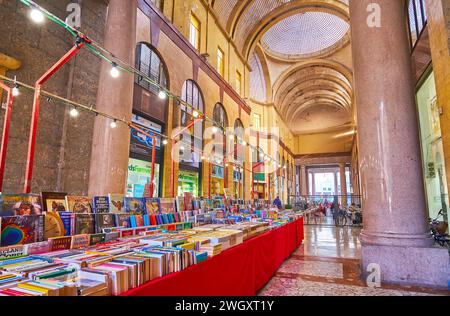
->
xmin=429 ymin=210 xmax=450 ymax=251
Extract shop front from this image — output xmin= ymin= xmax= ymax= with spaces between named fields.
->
xmin=233 ymin=167 xmax=244 ymax=199
xmin=211 ymin=164 xmax=225 ymax=197
xmin=127 ymin=114 xmax=164 ymax=198
xmin=178 ymin=169 xmax=200 ymax=198
xmin=417 ymin=70 xmax=449 ymax=224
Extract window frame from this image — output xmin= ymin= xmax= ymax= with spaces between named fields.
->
xmin=189 ymin=13 xmax=201 ymax=51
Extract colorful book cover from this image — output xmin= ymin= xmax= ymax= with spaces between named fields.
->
xmin=124 ymin=197 xmax=146 ymax=215
xmin=92 ymin=196 xmax=110 ymax=214
xmin=48 ymin=236 xmax=72 ymax=251
xmin=89 ymin=234 xmax=106 ymax=246
xmin=144 ymin=198 xmax=160 ymax=214
xmin=0 ymin=245 xmax=27 ymax=261
xmin=94 ymin=214 xmax=115 ymax=234
xmin=184 ymin=193 xmax=193 ymax=211
xmin=70 ymin=234 xmax=90 ymax=249
xmin=135 ymin=215 xmax=144 ymax=227
xmin=40 ymin=192 xmax=68 ymax=213
xmin=175 ymin=196 xmax=185 ymax=212
xmin=159 ymin=198 xmax=176 ymax=213
xmin=0 ymin=215 xmax=44 ymax=247
xmin=74 ymin=214 xmax=95 ymax=235
xmin=108 ymin=194 xmax=124 ymax=214
xmin=65 ymin=196 xmax=93 ymax=214
xmin=114 ymin=214 xmax=131 ymax=228
xmin=0 ymin=194 xmax=43 ymax=216
xmin=58 ymin=212 xmax=74 ymax=236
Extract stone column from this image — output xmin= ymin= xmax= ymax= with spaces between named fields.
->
xmin=88 ymin=0 xmax=137 ymax=196
xmin=339 ymin=163 xmax=347 ymax=207
xmin=311 ymin=172 xmax=316 ymax=196
xmin=333 ymin=170 xmax=338 ymax=196
xmin=349 ymin=0 xmax=449 ymax=287
xmin=300 ymin=165 xmax=307 ymax=197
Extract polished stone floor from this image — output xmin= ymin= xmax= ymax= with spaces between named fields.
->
xmin=259 ymin=219 xmax=450 ymax=296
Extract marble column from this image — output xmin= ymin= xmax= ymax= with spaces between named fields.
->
xmin=349 ymin=0 xmax=449 ymax=287
xmin=88 ymin=0 xmax=137 ymax=196
xmin=311 ymin=172 xmax=316 ymax=196
xmin=339 ymin=163 xmax=347 ymax=207
xmin=300 ymin=165 xmax=307 ymax=197
xmin=333 ymin=171 xmax=338 ymax=196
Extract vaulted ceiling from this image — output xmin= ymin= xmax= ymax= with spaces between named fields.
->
xmin=212 ymin=0 xmax=354 ymax=141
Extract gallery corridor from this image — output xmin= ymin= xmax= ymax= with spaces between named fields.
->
xmin=259 ymin=222 xmax=449 ymax=296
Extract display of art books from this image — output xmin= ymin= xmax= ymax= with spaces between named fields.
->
xmin=0 ymin=194 xmax=43 ymax=216
xmin=159 ymin=198 xmax=176 ymax=213
xmin=94 ymin=214 xmax=115 ymax=234
xmin=74 ymin=214 xmax=95 ymax=235
xmin=124 ymin=197 xmax=146 ymax=215
xmin=0 ymin=215 xmax=45 ymax=247
xmin=108 ymin=194 xmax=124 ymax=214
xmin=92 ymin=196 xmax=110 ymax=214
xmin=40 ymin=192 xmax=68 ymax=213
xmin=65 ymin=196 xmax=92 ymax=214
xmin=144 ymin=198 xmax=160 ymax=214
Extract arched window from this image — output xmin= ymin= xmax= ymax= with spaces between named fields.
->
xmin=135 ymin=43 xmax=168 ymax=94
xmin=233 ymin=119 xmax=245 ymax=163
xmin=213 ymin=103 xmax=228 ymax=160
xmin=180 ymin=80 xmax=204 ymax=167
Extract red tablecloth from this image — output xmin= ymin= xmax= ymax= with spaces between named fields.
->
xmin=122 ymin=217 xmax=304 ymax=296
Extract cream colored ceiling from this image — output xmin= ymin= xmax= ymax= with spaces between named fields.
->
xmin=212 ymin=0 xmax=354 ymax=144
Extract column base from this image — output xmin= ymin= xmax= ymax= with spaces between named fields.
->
xmin=361 ymin=244 xmax=450 ymax=288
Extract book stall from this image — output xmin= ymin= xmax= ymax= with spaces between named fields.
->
xmin=0 ymin=193 xmax=304 ymax=296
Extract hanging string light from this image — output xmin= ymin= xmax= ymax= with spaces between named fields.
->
xmin=110 ymin=62 xmax=120 ymax=78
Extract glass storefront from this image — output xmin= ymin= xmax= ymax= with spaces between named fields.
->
xmin=211 ymin=164 xmax=224 ymax=197
xmin=126 ymin=158 xmax=160 ymax=198
xmin=233 ymin=169 xmax=243 ymax=199
xmin=128 ymin=113 xmax=164 ymax=198
xmin=178 ymin=170 xmax=199 ymax=198
xmin=417 ymin=71 xmax=449 ymax=223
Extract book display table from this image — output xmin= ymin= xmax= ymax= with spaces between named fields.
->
xmin=121 ymin=217 xmax=304 ymax=296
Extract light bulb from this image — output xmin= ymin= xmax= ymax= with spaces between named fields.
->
xmin=201 ymin=156 xmax=205 ymax=160
xmin=158 ymin=90 xmax=167 ymax=100
xmin=180 ymin=146 xmax=185 ymax=151
xmin=259 ymin=152 xmax=264 ymax=158
xmin=69 ymin=107 xmax=79 ymax=117
xmin=229 ymin=135 xmax=234 ymax=140
xmin=162 ymin=139 xmax=168 ymax=145
xmin=12 ymin=86 xmax=20 ymax=97
xmin=110 ymin=120 xmax=118 ymax=129
xmin=192 ymin=110 xmax=199 ymax=118
xmin=241 ymin=140 xmax=247 ymax=146
xmin=225 ymin=163 xmax=229 ymax=167
xmin=110 ymin=64 xmax=120 ymax=78
xmin=30 ymin=8 xmax=45 ymax=23
xmin=212 ymin=126 xmax=218 ymax=134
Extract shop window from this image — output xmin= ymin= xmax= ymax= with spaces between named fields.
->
xmin=135 ymin=43 xmax=168 ymax=94
xmin=180 ymin=80 xmax=204 ymax=168
xmin=189 ymin=14 xmax=201 ymax=50
xmin=217 ymin=47 xmax=225 ymax=77
xmin=408 ymin=0 xmax=427 ymax=47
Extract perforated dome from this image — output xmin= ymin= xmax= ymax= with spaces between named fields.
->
xmin=261 ymin=12 xmax=349 ymax=57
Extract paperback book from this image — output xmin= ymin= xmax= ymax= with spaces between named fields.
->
xmin=65 ymin=196 xmax=93 ymax=214
xmin=74 ymin=214 xmax=95 ymax=235
xmin=108 ymin=194 xmax=124 ymax=214
xmin=159 ymin=198 xmax=176 ymax=213
xmin=0 ymin=194 xmax=43 ymax=216
xmin=144 ymin=198 xmax=160 ymax=214
xmin=94 ymin=214 xmax=115 ymax=234
xmin=124 ymin=197 xmax=146 ymax=215
xmin=0 ymin=215 xmax=45 ymax=247
xmin=92 ymin=196 xmax=110 ymax=214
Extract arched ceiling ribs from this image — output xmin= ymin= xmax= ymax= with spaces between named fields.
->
xmin=286 ymin=95 xmax=350 ymax=120
xmin=250 ymin=44 xmax=272 ymax=103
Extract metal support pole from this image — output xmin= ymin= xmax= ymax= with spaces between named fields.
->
xmin=0 ymin=82 xmax=14 ymax=192
xmin=23 ymin=39 xmax=87 ymax=193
